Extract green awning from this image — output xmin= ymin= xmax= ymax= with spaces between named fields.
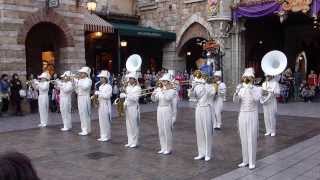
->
xmin=112 ymin=23 xmax=176 ymax=41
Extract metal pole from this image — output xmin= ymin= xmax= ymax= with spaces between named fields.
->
xmin=117 ymin=32 xmax=121 ymax=73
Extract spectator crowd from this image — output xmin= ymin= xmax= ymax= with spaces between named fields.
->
xmin=0 ymin=69 xmax=193 ymax=117
xmin=1 ymin=67 xmax=319 ymax=117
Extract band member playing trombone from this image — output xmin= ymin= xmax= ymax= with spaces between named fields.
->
xmin=233 ymin=68 xmax=262 ymax=170
xmin=56 ymin=71 xmax=74 ymax=131
xmin=151 ymin=73 xmax=176 ymax=155
xmin=94 ymin=70 xmax=112 ymax=142
xmin=120 ymin=72 xmax=141 ymax=148
xmin=260 ymin=74 xmax=280 ymax=137
xmin=74 ymin=67 xmax=92 ymax=136
xmin=188 ymin=69 xmax=216 ymax=161
xmin=34 ymin=72 xmax=50 ymax=128
xmin=213 ymin=71 xmax=226 ymax=130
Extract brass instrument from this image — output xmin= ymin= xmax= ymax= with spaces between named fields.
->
xmin=91 ymin=81 xmax=101 ymax=107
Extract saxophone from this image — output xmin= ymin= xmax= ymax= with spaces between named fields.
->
xmin=91 ymin=81 xmax=101 ymax=108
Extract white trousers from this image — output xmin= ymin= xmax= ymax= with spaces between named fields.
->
xmin=60 ymin=96 xmax=72 ymax=129
xmin=238 ymin=111 xmax=258 ymax=166
xmin=38 ymin=94 xmax=49 ymax=125
xmin=263 ymin=99 xmax=277 ymax=134
xmin=78 ymin=95 xmax=91 ymax=134
xmin=157 ymin=106 xmax=173 ymax=152
xmin=195 ymin=105 xmax=213 ymax=158
xmin=213 ymin=97 xmax=224 ymax=128
xmin=126 ymin=105 xmax=140 ymax=146
xmin=98 ymin=100 xmax=111 ymax=140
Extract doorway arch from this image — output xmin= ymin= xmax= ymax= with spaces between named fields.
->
xmin=177 ymin=22 xmax=210 ymax=72
xmin=25 ymin=22 xmax=67 ymax=76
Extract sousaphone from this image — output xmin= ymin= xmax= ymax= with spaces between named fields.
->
xmin=261 ymin=50 xmax=287 ymax=76
xmin=126 ymin=54 xmax=142 ymax=72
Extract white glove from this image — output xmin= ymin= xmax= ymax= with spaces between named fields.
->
xmin=94 ymin=91 xmax=100 ymax=95
xmin=120 ymin=93 xmax=126 ymax=98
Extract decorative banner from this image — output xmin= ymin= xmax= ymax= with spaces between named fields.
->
xmin=233 ymin=1 xmax=282 ymax=19
xmin=208 ymin=0 xmax=220 ymax=16
xmin=281 ymin=0 xmax=312 ymax=13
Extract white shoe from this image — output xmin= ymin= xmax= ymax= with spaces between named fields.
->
xmin=61 ymin=128 xmax=70 ymax=131
xmin=38 ymin=124 xmax=43 ymax=127
xmin=238 ymin=163 xmax=248 ymax=168
xmin=124 ymin=144 xmax=130 ymax=147
xmin=78 ymin=132 xmax=88 ymax=136
xmin=97 ymin=138 xmax=109 ymax=142
xmin=249 ymin=164 xmax=256 ymax=170
xmin=41 ymin=124 xmax=47 ymax=128
xmin=157 ymin=150 xmax=164 ymax=154
xmin=163 ymin=151 xmax=171 ymax=155
xmin=205 ymin=156 xmax=211 ymax=161
xmin=271 ymin=133 xmax=276 ymax=137
xmin=264 ymin=133 xmax=271 ymax=136
xmin=194 ymin=156 xmax=204 ymax=160
xmin=129 ymin=145 xmax=137 ymax=148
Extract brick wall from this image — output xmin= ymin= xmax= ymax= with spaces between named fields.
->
xmin=0 ymin=0 xmax=86 ymax=79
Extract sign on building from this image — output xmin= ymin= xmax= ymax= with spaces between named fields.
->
xmin=48 ymin=0 xmax=59 ymax=8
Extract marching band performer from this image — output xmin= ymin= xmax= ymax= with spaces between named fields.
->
xmin=233 ymin=68 xmax=262 ymax=170
xmin=56 ymin=71 xmax=74 ymax=131
xmin=213 ymin=71 xmax=226 ymax=130
xmin=94 ymin=70 xmax=113 ymax=142
xmin=74 ymin=67 xmax=92 ymax=136
xmin=260 ymin=74 xmax=280 ymax=137
xmin=35 ymin=72 xmax=50 ymax=128
xmin=151 ymin=73 xmax=176 ymax=155
xmin=188 ymin=69 xmax=216 ymax=161
xmin=120 ymin=72 xmax=141 ymax=148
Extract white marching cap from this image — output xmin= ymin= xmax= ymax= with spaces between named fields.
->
xmin=214 ymin=71 xmax=222 ymax=77
xmin=242 ymin=67 xmax=255 ymax=77
xmin=159 ymin=73 xmax=171 ymax=81
xmin=78 ymin=66 xmax=91 ymax=76
xmin=38 ymin=71 xmax=51 ymax=80
xmin=61 ymin=71 xmax=72 ymax=78
xmin=125 ymin=71 xmax=138 ymax=80
xmin=168 ymin=70 xmax=175 ymax=76
xmin=97 ymin=70 xmax=110 ymax=79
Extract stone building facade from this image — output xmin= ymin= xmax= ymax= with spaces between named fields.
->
xmin=0 ymin=0 xmax=87 ymax=80
xmin=136 ymin=0 xmax=244 ymax=97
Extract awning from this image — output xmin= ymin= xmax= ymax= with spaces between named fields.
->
xmin=112 ymin=23 xmax=176 ymax=41
xmin=84 ymin=13 xmax=114 ymax=33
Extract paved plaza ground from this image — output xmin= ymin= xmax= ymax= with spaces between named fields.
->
xmin=0 ymin=101 xmax=320 ymax=180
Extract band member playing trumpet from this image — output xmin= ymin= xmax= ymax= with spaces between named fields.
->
xmin=213 ymin=71 xmax=226 ymax=130
xmin=34 ymin=72 xmax=50 ymax=128
xmin=120 ymin=72 xmax=141 ymax=148
xmin=233 ymin=68 xmax=262 ymax=170
xmin=94 ymin=70 xmax=112 ymax=142
xmin=260 ymin=74 xmax=280 ymax=137
xmin=188 ymin=68 xmax=216 ymax=161
xmin=74 ymin=67 xmax=92 ymax=136
xmin=56 ymin=71 xmax=74 ymax=131
xmin=151 ymin=73 xmax=176 ymax=155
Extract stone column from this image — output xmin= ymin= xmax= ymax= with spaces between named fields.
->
xmin=162 ymin=42 xmax=185 ymax=71
xmin=229 ymin=21 xmax=246 ymax=97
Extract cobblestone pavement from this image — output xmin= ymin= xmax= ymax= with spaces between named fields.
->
xmin=0 ymin=104 xmax=319 ymax=180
